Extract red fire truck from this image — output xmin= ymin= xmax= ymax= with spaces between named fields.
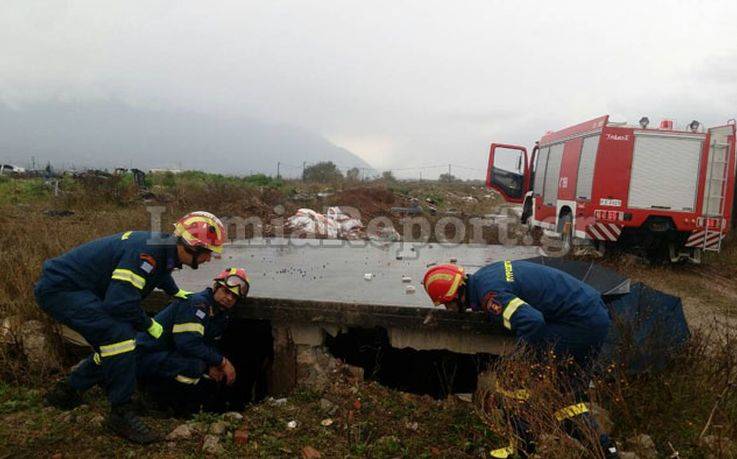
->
xmin=486 ymin=115 xmax=737 ymax=262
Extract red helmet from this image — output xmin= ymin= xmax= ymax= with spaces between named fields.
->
xmin=422 ymin=264 xmax=465 ymax=305
xmin=174 ymin=211 xmax=226 ymax=254
xmin=214 ymin=267 xmax=249 ymax=298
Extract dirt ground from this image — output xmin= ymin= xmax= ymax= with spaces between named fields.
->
xmin=1 ymin=176 xmax=736 ymax=458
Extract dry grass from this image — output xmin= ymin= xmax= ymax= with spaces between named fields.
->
xmin=475 ymin=322 xmax=737 ymax=458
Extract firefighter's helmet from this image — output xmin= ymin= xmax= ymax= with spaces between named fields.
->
xmin=422 ymin=264 xmax=465 ymax=305
xmin=173 ymin=211 xmax=226 ymax=254
xmin=214 ymin=267 xmax=249 ymax=298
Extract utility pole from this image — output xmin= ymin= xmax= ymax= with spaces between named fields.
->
xmin=302 ymin=161 xmax=306 ymax=181
xmin=448 ymin=164 xmax=452 ymax=178
xmin=277 ymin=161 xmax=281 ymax=179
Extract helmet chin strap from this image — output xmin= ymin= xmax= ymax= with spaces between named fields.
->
xmin=183 ymin=244 xmax=204 ymax=270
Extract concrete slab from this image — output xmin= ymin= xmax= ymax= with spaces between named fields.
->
xmin=172 ymin=238 xmax=540 ymax=307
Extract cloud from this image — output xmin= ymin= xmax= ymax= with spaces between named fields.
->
xmin=1 ymin=0 xmax=737 ymax=178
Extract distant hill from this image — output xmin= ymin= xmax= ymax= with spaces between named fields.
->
xmin=0 ymin=101 xmax=371 ymax=176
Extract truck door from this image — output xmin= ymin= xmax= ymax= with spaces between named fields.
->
xmin=486 ymin=143 xmax=530 ymax=203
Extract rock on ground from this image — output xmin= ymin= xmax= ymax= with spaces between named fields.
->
xmin=19 ymin=320 xmax=61 ymax=370
xmin=209 ymin=420 xmax=228 ymax=435
xmin=223 ymin=411 xmax=243 ymax=421
xmin=166 ymin=424 xmax=195 ymax=441
xmin=296 ymin=346 xmax=339 ymax=392
xmin=202 ymin=434 xmax=225 ymax=455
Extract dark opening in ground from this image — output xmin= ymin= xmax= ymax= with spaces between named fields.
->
xmin=326 ymin=327 xmax=496 ymax=398
xmin=138 ymin=318 xmax=274 ymax=414
xmin=208 ymin=318 xmax=273 ymax=411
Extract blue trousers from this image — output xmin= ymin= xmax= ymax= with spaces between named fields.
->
xmin=136 ymin=350 xmax=207 ymax=385
xmin=136 ymin=350 xmax=209 ymax=414
xmin=34 ymin=282 xmax=137 ymax=407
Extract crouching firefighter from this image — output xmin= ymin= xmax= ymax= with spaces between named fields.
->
xmin=35 ymin=211 xmax=226 ymax=443
xmin=422 ymin=261 xmax=619 ymax=458
xmin=135 ymin=268 xmax=248 ymax=415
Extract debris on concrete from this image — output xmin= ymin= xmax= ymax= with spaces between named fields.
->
xmin=202 ymin=434 xmax=225 ymax=455
xmin=405 ymin=285 xmax=416 ymax=294
xmin=401 ymin=275 xmax=411 ymax=283
xmin=363 ymin=273 xmax=373 ymax=281
xmin=166 ymin=423 xmax=195 ymax=440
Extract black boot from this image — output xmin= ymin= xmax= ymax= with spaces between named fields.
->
xmin=44 ymin=380 xmax=83 ymax=410
xmin=106 ymin=404 xmax=160 ymax=444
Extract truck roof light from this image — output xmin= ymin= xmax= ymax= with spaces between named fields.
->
xmin=689 ymin=120 xmax=700 ymax=132
xmin=639 ymin=117 xmax=649 ymax=128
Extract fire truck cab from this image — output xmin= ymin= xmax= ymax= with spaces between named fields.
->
xmin=486 ymin=115 xmax=737 ymax=262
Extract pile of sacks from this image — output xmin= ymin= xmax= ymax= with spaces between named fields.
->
xmin=287 ymin=207 xmax=364 ymax=239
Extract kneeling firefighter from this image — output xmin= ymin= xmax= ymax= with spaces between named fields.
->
xmin=135 ymin=268 xmax=248 ymax=414
xmin=423 ymin=260 xmax=619 ymax=458
xmin=36 ymin=211 xmax=226 ymax=443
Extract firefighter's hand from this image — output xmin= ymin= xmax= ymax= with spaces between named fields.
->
xmin=147 ymin=320 xmax=164 ymax=339
xmin=220 ymin=357 xmax=236 ymax=386
xmin=208 ymin=365 xmax=225 ymax=382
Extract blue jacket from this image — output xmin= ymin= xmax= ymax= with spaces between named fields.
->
xmin=466 ymin=260 xmax=611 ymax=346
xmin=136 ymin=288 xmax=228 ymax=367
xmin=38 ymin=231 xmax=183 ymax=331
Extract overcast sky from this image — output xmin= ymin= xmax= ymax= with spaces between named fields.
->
xmin=2 ymin=1 xmax=736 ymax=178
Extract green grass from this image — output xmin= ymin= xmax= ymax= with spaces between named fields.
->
xmin=0 ymin=177 xmax=49 ymax=205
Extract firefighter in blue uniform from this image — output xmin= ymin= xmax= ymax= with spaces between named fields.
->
xmin=135 ymin=267 xmax=248 ymax=414
xmin=423 ymin=260 xmax=619 ymax=458
xmin=35 ymin=211 xmax=226 ymax=443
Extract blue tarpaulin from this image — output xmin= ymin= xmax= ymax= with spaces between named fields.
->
xmin=599 ymin=282 xmax=691 ymax=373
xmin=525 ymin=257 xmax=690 ymax=373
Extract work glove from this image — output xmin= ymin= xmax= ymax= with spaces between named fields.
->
xmin=174 ymin=289 xmax=192 ymax=299
xmin=147 ymin=319 xmax=164 ymax=339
